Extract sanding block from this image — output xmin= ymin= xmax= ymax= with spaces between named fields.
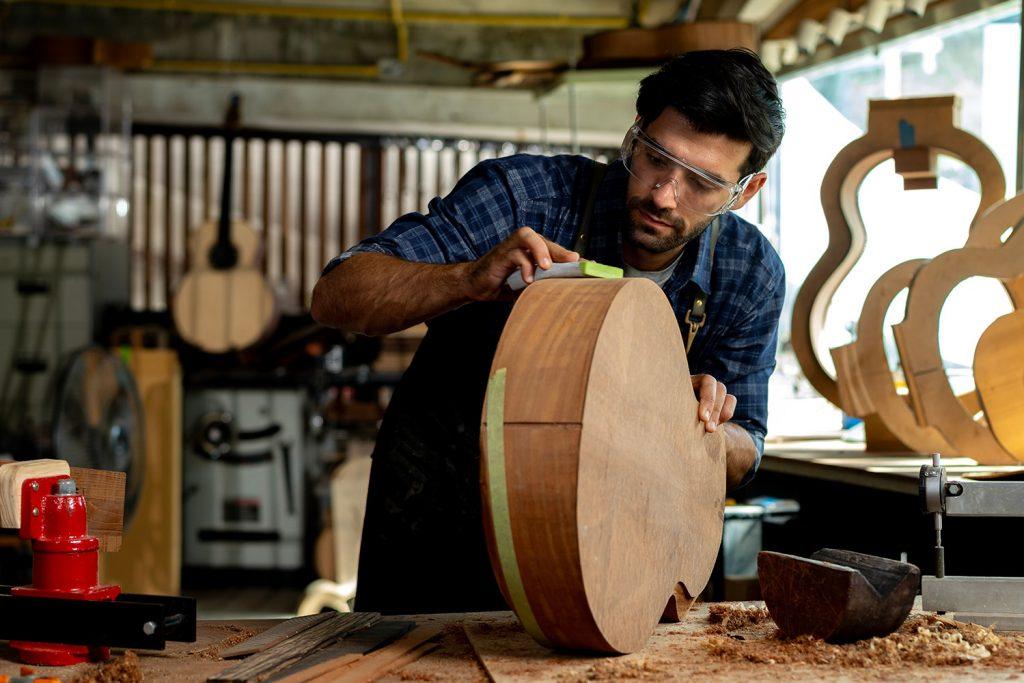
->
xmin=505 ymin=260 xmax=622 ymax=291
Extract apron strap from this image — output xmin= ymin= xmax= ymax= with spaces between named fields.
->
xmin=572 ymin=161 xmax=608 ymax=256
xmin=684 ymin=216 xmax=721 ymax=355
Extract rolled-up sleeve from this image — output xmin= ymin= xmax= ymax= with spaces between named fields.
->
xmin=322 ymin=159 xmax=520 ymax=275
xmin=700 ymin=264 xmax=785 ymax=487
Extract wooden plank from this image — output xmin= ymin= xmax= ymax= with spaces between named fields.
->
xmin=220 ymin=613 xmax=333 ymax=659
xmin=164 ymin=135 xmax=173 ymax=306
xmin=270 ymin=620 xmax=415 ymax=683
xmin=184 ymin=135 xmax=193 ymax=271
xmin=69 ymin=466 xmax=125 ymax=553
xmin=281 ymin=139 xmax=290 ymax=290
xmin=325 ymin=624 xmax=442 ymax=683
xmin=210 ymin=612 xmax=379 ymax=683
xmin=262 ymin=138 xmax=272 ymax=275
xmin=145 ymin=135 xmax=154 ymax=310
xmin=100 ymin=348 xmax=182 ymax=594
xmin=299 ymin=140 xmax=308 ymax=310
xmin=319 ymin=142 xmax=328 ymax=276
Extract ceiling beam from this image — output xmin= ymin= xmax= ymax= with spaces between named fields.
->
xmin=7 ymin=0 xmax=630 ymax=29
xmin=763 ymin=0 xmax=866 ymax=40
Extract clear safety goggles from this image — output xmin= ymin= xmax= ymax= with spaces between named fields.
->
xmin=619 ymin=125 xmax=754 ymax=217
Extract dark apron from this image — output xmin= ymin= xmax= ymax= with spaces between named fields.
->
xmin=352 ymin=161 xmax=607 ymax=614
xmin=353 ymin=162 xmax=717 ymax=614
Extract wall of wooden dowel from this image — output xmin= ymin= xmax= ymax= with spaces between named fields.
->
xmin=125 ymin=123 xmax=614 ymax=314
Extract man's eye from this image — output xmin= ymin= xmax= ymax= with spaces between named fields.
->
xmin=645 ymin=151 xmax=669 ymax=168
xmin=686 ymin=172 xmax=717 ymax=193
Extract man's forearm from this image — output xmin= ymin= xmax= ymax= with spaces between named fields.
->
xmin=720 ymin=422 xmax=757 ymax=490
xmin=311 ymin=253 xmax=472 ymax=335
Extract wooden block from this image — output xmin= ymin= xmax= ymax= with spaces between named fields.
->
xmin=210 ymin=612 xmax=379 ymax=682
xmin=0 ymin=461 xmax=124 ymax=551
xmin=70 ymin=467 xmax=125 ymax=553
xmin=759 ymin=548 xmax=919 ymax=642
xmin=481 ymin=279 xmax=725 ymax=654
xmin=101 ymin=348 xmax=182 ymax=593
xmin=221 ymin=613 xmax=333 ymax=659
xmin=893 ymin=146 xmax=937 ymax=190
xmin=0 ymin=460 xmax=70 ymax=528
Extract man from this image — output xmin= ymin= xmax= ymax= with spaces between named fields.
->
xmin=312 ymin=48 xmax=786 ymax=615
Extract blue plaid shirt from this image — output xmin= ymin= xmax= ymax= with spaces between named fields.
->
xmin=326 ymin=154 xmax=785 ymax=486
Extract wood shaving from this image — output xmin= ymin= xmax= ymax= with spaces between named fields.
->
xmin=172 ymin=623 xmax=257 ymax=660
xmin=704 ymin=612 xmax=1024 ymax=669
xmin=70 ymin=650 xmax=143 ymax=683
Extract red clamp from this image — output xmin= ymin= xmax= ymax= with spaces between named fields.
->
xmin=10 ymin=475 xmax=121 ymax=666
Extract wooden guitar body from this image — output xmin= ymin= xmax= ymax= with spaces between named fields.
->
xmin=975 ymin=310 xmax=1024 ymax=458
xmin=480 ymin=278 xmax=725 ymax=654
xmin=893 ymin=193 xmax=1024 ymax=465
xmin=188 ymin=219 xmax=263 ymax=268
xmin=793 ymin=96 xmax=1005 ymax=407
xmin=173 ymin=267 xmax=278 ymax=354
xmin=581 ymin=21 xmax=757 ymax=67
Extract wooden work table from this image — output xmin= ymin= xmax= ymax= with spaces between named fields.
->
xmin=3 ymin=603 xmax=1023 ymax=681
xmin=763 ymin=439 xmax=1024 ymax=495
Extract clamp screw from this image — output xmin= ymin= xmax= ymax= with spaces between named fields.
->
xmin=31 ymin=507 xmax=39 ymax=517
xmin=143 ymin=621 xmax=157 ymax=636
xmin=947 ymin=482 xmax=964 ymax=496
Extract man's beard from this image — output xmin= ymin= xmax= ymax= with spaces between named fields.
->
xmin=623 ymin=196 xmax=713 ymax=254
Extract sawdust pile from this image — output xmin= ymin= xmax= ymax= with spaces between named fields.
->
xmin=70 ymin=650 xmax=143 ymax=683
xmin=706 ymin=603 xmax=772 ymax=632
xmin=705 ymin=609 xmax=1024 ymax=669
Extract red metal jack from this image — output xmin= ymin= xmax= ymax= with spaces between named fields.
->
xmin=9 ymin=475 xmax=121 ymax=666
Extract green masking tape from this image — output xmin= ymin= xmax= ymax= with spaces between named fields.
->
xmin=485 ymin=368 xmax=549 ymax=646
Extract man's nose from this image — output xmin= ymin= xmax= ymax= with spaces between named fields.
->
xmin=649 ymin=179 xmax=678 ymax=210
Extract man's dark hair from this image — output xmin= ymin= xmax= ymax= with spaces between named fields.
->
xmin=636 ymin=48 xmax=785 ymax=177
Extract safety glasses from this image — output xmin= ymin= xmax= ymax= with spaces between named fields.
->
xmin=620 ymin=125 xmax=754 ymax=217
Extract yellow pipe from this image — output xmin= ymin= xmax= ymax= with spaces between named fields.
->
xmin=11 ymin=0 xmax=628 ymax=29
xmin=149 ymin=59 xmax=381 ymax=78
xmin=390 ymin=0 xmax=409 ymax=63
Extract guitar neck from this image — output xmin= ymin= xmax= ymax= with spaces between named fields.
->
xmin=216 ymin=129 xmax=235 ymax=251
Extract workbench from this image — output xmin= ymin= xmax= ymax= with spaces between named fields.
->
xmin=749 ymin=439 xmax=1024 ymax=581
xmin=3 ymin=603 xmax=1023 ymax=681
xmin=762 ymin=439 xmax=1024 ymax=495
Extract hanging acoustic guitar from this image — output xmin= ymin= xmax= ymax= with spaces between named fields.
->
xmin=172 ymin=95 xmax=278 ymax=354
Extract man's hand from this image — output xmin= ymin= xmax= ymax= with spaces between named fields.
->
xmin=691 ymin=374 xmax=736 ymax=433
xmin=463 ymin=227 xmax=579 ymax=301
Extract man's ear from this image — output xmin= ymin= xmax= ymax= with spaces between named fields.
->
xmin=729 ymin=173 xmax=767 ymax=211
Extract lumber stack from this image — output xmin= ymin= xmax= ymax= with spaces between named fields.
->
xmin=210 ymin=612 xmax=442 ymax=683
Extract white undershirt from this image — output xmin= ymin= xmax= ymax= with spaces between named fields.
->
xmin=623 ymin=251 xmax=685 ymax=288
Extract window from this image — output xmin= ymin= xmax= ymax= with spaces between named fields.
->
xmin=768 ymin=3 xmax=1021 ymax=437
